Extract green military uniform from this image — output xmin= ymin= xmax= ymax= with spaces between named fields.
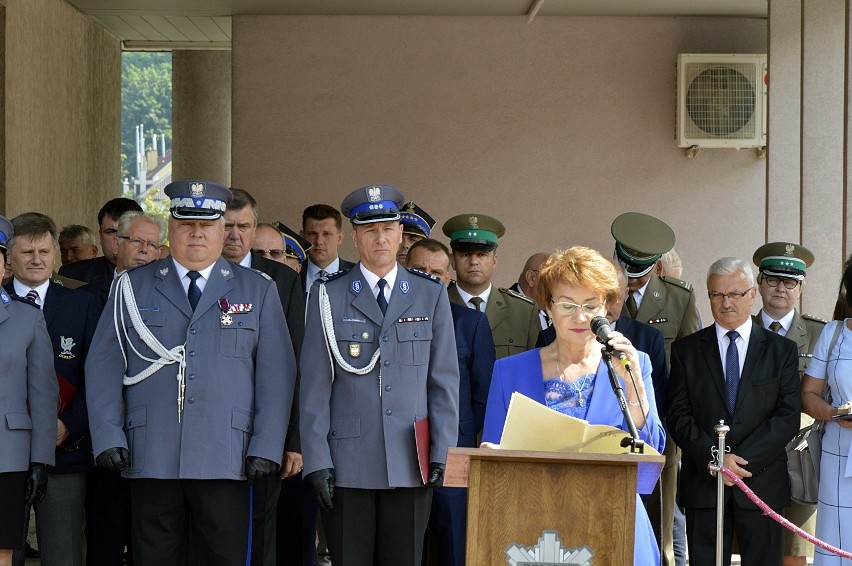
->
xmin=611 ymin=212 xmax=701 ymax=566
xmin=753 ymin=241 xmax=824 ymax=559
xmin=447 ymin=284 xmax=539 ymax=359
xmin=632 ymin=273 xmax=701 ymax=361
xmin=442 ymin=213 xmax=539 ymax=361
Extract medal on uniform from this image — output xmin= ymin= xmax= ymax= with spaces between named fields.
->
xmin=219 ymin=298 xmax=232 ymax=325
xmin=350 ymin=343 xmax=361 ymax=358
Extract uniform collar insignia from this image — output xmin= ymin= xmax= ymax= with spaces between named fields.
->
xmin=221 ymin=268 xmax=230 ymax=277
xmin=352 ymin=280 xmax=363 ymax=294
xmin=159 ymin=267 xmax=169 ymax=277
xmin=399 ymin=280 xmax=410 ymax=294
xmin=0 ymin=290 xmax=8 ymax=304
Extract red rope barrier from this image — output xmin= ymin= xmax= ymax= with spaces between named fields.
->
xmin=717 ymin=466 xmax=852 ymax=559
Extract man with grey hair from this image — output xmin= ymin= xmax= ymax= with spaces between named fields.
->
xmin=656 ymin=249 xmax=683 ymax=280
xmin=4 ymin=213 xmax=101 ymax=566
xmin=58 ymin=225 xmax=99 ymax=266
xmin=667 ymin=257 xmax=801 ymax=566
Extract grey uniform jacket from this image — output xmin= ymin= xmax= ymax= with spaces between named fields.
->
xmin=86 ymin=257 xmax=296 ymax=480
xmin=299 ymin=264 xmax=460 ymax=489
xmin=0 ymin=292 xmax=58 ymax=472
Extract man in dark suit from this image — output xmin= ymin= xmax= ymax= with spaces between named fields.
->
xmin=300 ymin=204 xmax=355 ymax=300
xmin=59 ymin=198 xmax=143 ymax=284
xmin=222 ymin=188 xmax=308 ymax=566
xmin=82 ymin=211 xmax=164 ymax=566
xmin=667 ymin=257 xmax=800 ymax=566
xmin=406 ymin=238 xmax=495 ymax=566
xmin=5 ymin=213 xmax=101 ymax=566
xmin=509 ymin=252 xmax=551 ymax=331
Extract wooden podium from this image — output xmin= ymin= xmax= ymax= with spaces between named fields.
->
xmin=445 ymin=447 xmax=665 ymax=564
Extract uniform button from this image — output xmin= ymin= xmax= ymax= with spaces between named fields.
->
xmin=190 ymin=328 xmax=197 ymax=335
xmin=188 ymin=397 xmax=195 ymax=404
xmin=413 ymin=333 xmax=418 ymax=337
xmin=238 ymin=322 xmax=244 ymax=327
xmin=383 ymin=360 xmax=390 ymax=367
xmin=352 ymin=334 xmax=357 ymax=339
xmin=385 ymin=409 xmax=392 ymax=416
xmin=385 ymin=385 xmax=392 ymax=392
xmin=189 ymin=351 xmax=196 ymax=357
xmin=331 ymin=431 xmax=336 ymax=437
xmin=188 ymin=374 xmax=196 ymax=380
xmin=382 ymin=335 xmax=389 ymax=342
xmin=509 ymin=338 xmax=514 ymax=344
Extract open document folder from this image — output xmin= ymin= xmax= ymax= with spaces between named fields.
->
xmin=499 ymin=392 xmax=660 ymax=456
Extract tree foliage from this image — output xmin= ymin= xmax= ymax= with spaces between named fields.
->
xmin=121 ymin=52 xmax=172 ymax=182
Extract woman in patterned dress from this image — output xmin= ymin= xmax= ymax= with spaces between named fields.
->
xmin=481 ymin=246 xmax=665 ymax=566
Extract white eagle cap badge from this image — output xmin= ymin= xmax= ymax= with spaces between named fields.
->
xmin=367 ymin=186 xmax=382 ymax=203
xmin=190 ymin=182 xmax=205 ymax=197
xmin=785 ymin=244 xmax=795 ymax=256
xmin=468 ymin=216 xmax=478 ymax=228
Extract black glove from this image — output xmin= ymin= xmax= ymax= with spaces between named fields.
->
xmin=245 ymin=456 xmax=279 ymax=483
xmin=25 ymin=464 xmax=48 ymax=506
xmin=304 ymin=468 xmax=335 ymax=512
xmin=425 ymin=462 xmax=445 ymax=487
xmin=95 ymin=447 xmax=130 ymax=472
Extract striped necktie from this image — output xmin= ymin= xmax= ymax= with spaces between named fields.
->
xmin=25 ymin=289 xmax=40 ymax=307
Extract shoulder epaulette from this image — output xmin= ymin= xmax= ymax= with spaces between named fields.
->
xmin=10 ymin=294 xmax=38 ymax=308
xmin=659 ymin=275 xmax=693 ymax=292
xmin=406 ymin=268 xmax=442 ymax=284
xmin=802 ymin=313 xmax=829 ymax=325
xmin=234 ymin=264 xmax=273 ymax=281
xmin=500 ymin=287 xmax=535 ymax=305
xmin=320 ymin=270 xmax=347 ymax=283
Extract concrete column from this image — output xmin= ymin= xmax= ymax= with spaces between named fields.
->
xmin=767 ymin=0 xmax=848 ymax=318
xmin=172 ymin=50 xmax=232 ymax=186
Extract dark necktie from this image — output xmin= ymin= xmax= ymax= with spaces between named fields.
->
xmin=376 ymin=279 xmax=388 ymax=315
xmin=769 ymin=321 xmax=782 ymax=334
xmin=187 ymin=271 xmax=202 ymax=311
xmin=725 ymin=330 xmax=740 ymax=415
xmin=469 ymin=296 xmax=484 ymax=312
xmin=25 ymin=289 xmax=39 ymax=307
xmin=625 ymin=291 xmax=638 ymax=318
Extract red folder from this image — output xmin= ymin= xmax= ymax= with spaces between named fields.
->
xmin=414 ymin=417 xmax=430 ymax=484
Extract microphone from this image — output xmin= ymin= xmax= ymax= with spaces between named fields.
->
xmin=590 ymin=316 xmax=632 ymax=370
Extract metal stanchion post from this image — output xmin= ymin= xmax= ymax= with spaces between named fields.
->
xmin=708 ymin=420 xmax=730 ymax=566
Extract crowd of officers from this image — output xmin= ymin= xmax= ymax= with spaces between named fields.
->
xmin=0 ymin=179 xmax=829 ymax=566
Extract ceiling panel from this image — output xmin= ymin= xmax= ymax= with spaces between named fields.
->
xmin=66 ymin=0 xmax=767 ymax=48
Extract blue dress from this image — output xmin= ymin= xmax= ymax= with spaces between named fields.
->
xmin=807 ymin=320 xmax=852 ymax=566
xmin=482 ymin=348 xmax=665 ymax=566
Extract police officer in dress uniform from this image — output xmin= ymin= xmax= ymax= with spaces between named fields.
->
xmin=397 ymin=202 xmax=436 ymax=265
xmin=442 ymin=214 xmax=539 ymax=360
xmin=300 ymin=184 xmax=460 ymax=566
xmin=86 ymin=180 xmax=297 ymax=566
xmin=612 ymin=212 xmax=701 ymax=566
xmin=272 ymin=221 xmax=313 ymax=274
xmin=0 ymin=216 xmax=56 ymax=566
xmin=752 ymin=242 xmax=825 ymax=566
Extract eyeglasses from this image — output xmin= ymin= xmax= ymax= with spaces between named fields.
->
xmin=708 ymin=289 xmax=753 ymax=302
xmin=118 ymin=236 xmax=161 ymax=253
xmin=550 ymin=300 xmax=604 ymax=317
xmin=252 ymin=248 xmax=286 ymax=260
xmin=762 ymin=276 xmax=800 ymax=290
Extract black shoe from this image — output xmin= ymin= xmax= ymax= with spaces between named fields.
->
xmin=25 ymin=542 xmax=40 ymax=559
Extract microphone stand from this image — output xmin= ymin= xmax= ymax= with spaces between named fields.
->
xmin=600 ymin=345 xmax=645 ymax=454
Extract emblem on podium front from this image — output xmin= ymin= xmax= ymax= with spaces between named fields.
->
xmin=505 ymin=530 xmax=595 ymax=565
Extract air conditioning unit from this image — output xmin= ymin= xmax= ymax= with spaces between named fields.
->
xmin=677 ymin=53 xmax=767 ymax=149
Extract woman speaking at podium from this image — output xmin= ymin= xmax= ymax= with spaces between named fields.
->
xmin=481 ymin=246 xmax=665 ymax=566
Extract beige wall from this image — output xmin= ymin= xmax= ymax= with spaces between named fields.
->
xmin=2 ymin=0 xmax=120 ymax=232
xmin=233 ymin=15 xmax=770 ymax=322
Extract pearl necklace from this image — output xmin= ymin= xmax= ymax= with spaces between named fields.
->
xmin=552 ymin=349 xmax=594 ymax=407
